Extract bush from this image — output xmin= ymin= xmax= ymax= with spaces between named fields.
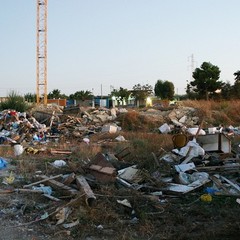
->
xmin=118 ymin=111 xmax=143 ymax=131
xmin=181 ymin=100 xmax=240 ymax=126
xmin=0 ymin=91 xmax=29 ymax=112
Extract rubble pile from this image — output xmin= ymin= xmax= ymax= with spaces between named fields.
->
xmin=0 ymin=107 xmax=123 ymax=150
xmin=0 ymin=105 xmax=240 ymax=239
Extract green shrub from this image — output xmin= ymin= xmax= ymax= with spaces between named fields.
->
xmin=0 ymin=91 xmax=29 ymax=112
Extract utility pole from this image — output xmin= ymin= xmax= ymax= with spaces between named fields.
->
xmin=36 ymin=0 xmax=48 ymax=105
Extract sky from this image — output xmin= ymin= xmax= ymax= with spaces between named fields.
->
xmin=1 ymin=0 xmax=240 ymax=97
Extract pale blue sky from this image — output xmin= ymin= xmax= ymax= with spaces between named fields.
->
xmin=0 ymin=0 xmax=240 ymax=97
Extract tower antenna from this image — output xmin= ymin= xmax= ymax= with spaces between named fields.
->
xmin=188 ymin=53 xmax=195 ymax=81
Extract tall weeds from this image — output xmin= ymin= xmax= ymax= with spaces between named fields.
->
xmin=181 ymin=100 xmax=240 ymax=126
xmin=0 ymin=91 xmax=29 ymax=112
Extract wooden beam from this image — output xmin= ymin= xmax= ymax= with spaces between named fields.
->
xmin=39 ymin=175 xmax=79 ymax=195
xmin=23 ymin=174 xmax=63 ymax=188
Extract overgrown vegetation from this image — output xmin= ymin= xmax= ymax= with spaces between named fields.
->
xmin=0 ymin=91 xmax=29 ymax=112
xmin=117 ymin=110 xmax=161 ymax=132
xmin=180 ymin=100 xmax=240 ymax=126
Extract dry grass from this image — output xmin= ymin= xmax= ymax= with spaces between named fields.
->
xmin=11 ymin=131 xmax=173 ymax=179
xmin=70 ymin=141 xmax=102 ymax=161
xmin=118 ymin=110 xmax=155 ymax=131
xmin=181 ymin=100 xmax=240 ymax=126
xmin=121 ymin=132 xmax=173 ymax=169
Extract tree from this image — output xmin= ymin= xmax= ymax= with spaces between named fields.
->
xmin=69 ymin=90 xmax=93 ymax=101
xmin=24 ymin=93 xmax=36 ymax=102
xmin=48 ymin=89 xmax=67 ymax=99
xmin=131 ymin=84 xmax=153 ymax=100
xmin=221 ymin=81 xmax=233 ymax=100
xmin=111 ymin=87 xmax=130 ymax=105
xmin=232 ymin=70 xmax=240 ymax=98
xmin=234 ymin=70 xmax=240 ymax=82
xmin=131 ymin=84 xmax=153 ymax=107
xmin=190 ymin=62 xmax=223 ymax=100
xmin=154 ymin=80 xmax=174 ymax=100
xmin=185 ymin=80 xmax=198 ymax=99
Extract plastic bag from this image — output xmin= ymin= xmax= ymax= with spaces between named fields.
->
xmin=0 ymin=158 xmax=7 ymax=169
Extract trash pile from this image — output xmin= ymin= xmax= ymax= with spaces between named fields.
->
xmin=0 ymin=107 xmax=123 ymax=157
xmin=1 ymin=105 xmax=240 ymax=236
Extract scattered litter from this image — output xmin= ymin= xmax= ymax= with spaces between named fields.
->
xmin=3 ymin=171 xmax=15 ymax=184
xmin=200 ymin=194 xmax=212 ymax=202
xmin=56 ymin=207 xmax=72 ymax=225
xmin=96 ymin=224 xmax=104 ymax=230
xmin=83 ymin=137 xmax=90 ymax=144
xmin=175 ymin=163 xmax=196 ymax=172
xmin=32 ymin=186 xmax=52 ymax=195
xmin=63 ymin=220 xmax=79 ymax=229
xmin=159 ymin=123 xmax=171 ymax=133
xmin=118 ymin=165 xmax=142 ymax=183
xmin=1 ymin=105 xmax=240 ymax=238
xmin=117 ymin=199 xmax=132 ymax=208
xmin=187 ymin=127 xmax=206 ymax=135
xmin=0 ymin=158 xmax=7 ymax=169
xmin=40 ymin=212 xmax=49 ymax=220
xmin=101 ymin=124 xmax=118 ymax=133
xmin=115 ymin=135 xmax=126 ymax=142
xmin=52 ymin=160 xmax=67 ymax=167
xmin=13 ymin=144 xmax=24 ymax=156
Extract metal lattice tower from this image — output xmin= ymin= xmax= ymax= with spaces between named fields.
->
xmin=189 ymin=54 xmax=195 ymax=81
xmin=36 ymin=0 xmax=48 ymax=104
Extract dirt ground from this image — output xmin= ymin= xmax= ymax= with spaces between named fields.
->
xmin=0 ymin=150 xmax=240 ymax=240
xmin=0 ymin=187 xmax=240 ymax=240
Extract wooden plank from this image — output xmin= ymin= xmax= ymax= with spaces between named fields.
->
xmin=196 ymin=165 xmax=240 ymax=172
xmin=43 ymin=194 xmax=61 ymax=201
xmin=49 ymin=111 xmax=55 ymax=128
xmin=62 ymin=173 xmax=76 ymax=185
xmin=15 ymin=188 xmax=44 ymax=193
xmin=89 ymin=164 xmax=116 ymax=175
xmin=209 ymin=175 xmax=229 ymax=193
xmin=50 ymin=149 xmax=72 ymax=155
xmin=23 ymin=174 xmax=63 ymax=188
xmin=215 ymin=192 xmax=240 ymax=197
xmin=39 ymin=175 xmax=79 ymax=195
xmin=151 ymin=152 xmax=160 ymax=167
xmin=220 ymin=175 xmax=240 ymax=192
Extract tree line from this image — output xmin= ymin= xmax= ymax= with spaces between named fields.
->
xmin=24 ymin=61 xmax=240 ymax=102
xmin=187 ymin=62 xmax=240 ymax=101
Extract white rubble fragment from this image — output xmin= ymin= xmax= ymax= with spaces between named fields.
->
xmin=101 ymin=124 xmax=118 ymax=133
xmin=187 ymin=127 xmax=206 ymax=135
xmin=159 ymin=123 xmax=171 ymax=133
xmin=172 ymin=138 xmax=205 ymax=157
